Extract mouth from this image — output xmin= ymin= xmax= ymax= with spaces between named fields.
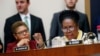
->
xmin=17 ymin=6 xmax=22 ymax=10
xmin=66 ymin=34 xmax=73 ymax=38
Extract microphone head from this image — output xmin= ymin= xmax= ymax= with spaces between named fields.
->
xmin=87 ymin=32 xmax=96 ymax=40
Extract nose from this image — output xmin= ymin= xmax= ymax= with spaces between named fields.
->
xmin=23 ymin=32 xmax=27 ymax=36
xmin=67 ymin=29 xmax=71 ymax=33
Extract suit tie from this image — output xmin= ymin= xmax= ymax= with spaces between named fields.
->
xmin=24 ymin=16 xmax=29 ymax=27
xmin=24 ymin=16 xmax=31 ymax=39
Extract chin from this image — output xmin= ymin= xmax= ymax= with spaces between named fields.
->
xmin=67 ymin=36 xmax=73 ymax=39
xmin=18 ymin=10 xmax=24 ymax=13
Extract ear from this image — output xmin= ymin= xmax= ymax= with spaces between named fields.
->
xmin=28 ymin=1 xmax=30 ymax=6
xmin=13 ymin=34 xmax=17 ymax=40
xmin=76 ymin=0 xmax=78 ymax=3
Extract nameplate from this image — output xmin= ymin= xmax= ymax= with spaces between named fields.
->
xmin=14 ymin=46 xmax=29 ymax=52
xmin=66 ymin=40 xmax=82 ymax=45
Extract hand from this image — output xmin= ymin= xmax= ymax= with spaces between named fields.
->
xmin=0 ymin=45 xmax=2 ymax=49
xmin=17 ymin=39 xmax=30 ymax=47
xmin=33 ymin=33 xmax=44 ymax=48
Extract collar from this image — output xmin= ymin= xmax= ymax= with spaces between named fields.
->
xmin=63 ymin=30 xmax=83 ymax=41
xmin=19 ymin=13 xmax=30 ymax=19
xmin=65 ymin=7 xmax=77 ymax=11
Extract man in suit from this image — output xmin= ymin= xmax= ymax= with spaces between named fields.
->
xmin=4 ymin=0 xmax=46 ymax=52
xmin=50 ymin=0 xmax=90 ymax=45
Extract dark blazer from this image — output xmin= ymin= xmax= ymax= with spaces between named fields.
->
xmin=6 ymin=40 xmax=37 ymax=53
xmin=91 ymin=16 xmax=100 ymax=35
xmin=4 ymin=13 xmax=46 ymax=52
xmin=0 ymin=39 xmax=3 ymax=53
xmin=50 ymin=10 xmax=90 ymax=41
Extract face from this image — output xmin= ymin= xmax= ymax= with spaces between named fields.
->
xmin=14 ymin=25 xmax=30 ymax=41
xmin=62 ymin=18 xmax=78 ymax=40
xmin=64 ymin=0 xmax=77 ymax=9
xmin=16 ymin=0 xmax=29 ymax=14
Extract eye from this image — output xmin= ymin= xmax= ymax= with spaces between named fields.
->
xmin=63 ymin=27 xmax=67 ymax=29
xmin=16 ymin=1 xmax=18 ymax=5
xmin=69 ymin=26 xmax=74 ymax=31
xmin=20 ymin=1 xmax=24 ymax=4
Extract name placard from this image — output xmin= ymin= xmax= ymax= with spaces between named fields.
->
xmin=14 ymin=46 xmax=29 ymax=52
xmin=66 ymin=40 xmax=82 ymax=45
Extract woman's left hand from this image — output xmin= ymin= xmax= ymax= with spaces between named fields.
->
xmin=33 ymin=33 xmax=44 ymax=48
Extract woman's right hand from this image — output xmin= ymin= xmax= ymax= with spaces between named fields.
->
xmin=17 ymin=39 xmax=30 ymax=47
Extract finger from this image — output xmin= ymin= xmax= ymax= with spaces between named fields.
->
xmin=33 ymin=33 xmax=39 ymax=40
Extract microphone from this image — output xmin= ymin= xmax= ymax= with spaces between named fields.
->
xmin=87 ymin=32 xmax=95 ymax=40
xmin=83 ymin=32 xmax=97 ymax=44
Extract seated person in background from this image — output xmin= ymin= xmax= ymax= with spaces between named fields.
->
xmin=0 ymin=39 xmax=3 ymax=53
xmin=52 ymin=10 xmax=98 ymax=47
xmin=6 ymin=21 xmax=45 ymax=53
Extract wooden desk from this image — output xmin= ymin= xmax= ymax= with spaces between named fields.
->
xmin=0 ymin=44 xmax=100 ymax=56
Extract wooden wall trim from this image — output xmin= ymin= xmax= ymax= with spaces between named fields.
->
xmin=85 ymin=0 xmax=91 ymax=30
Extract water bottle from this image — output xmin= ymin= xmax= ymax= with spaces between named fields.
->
xmin=97 ymin=25 xmax=100 ymax=42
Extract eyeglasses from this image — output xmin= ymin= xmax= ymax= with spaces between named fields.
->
xmin=15 ymin=29 xmax=29 ymax=35
xmin=62 ymin=26 xmax=75 ymax=32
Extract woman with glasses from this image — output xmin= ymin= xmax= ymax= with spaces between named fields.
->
xmin=51 ymin=10 xmax=97 ymax=47
xmin=6 ymin=21 xmax=45 ymax=53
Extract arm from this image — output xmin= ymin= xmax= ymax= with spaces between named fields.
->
xmin=38 ymin=19 xmax=46 ymax=45
xmin=83 ymin=14 xmax=90 ymax=32
xmin=6 ymin=43 xmax=16 ymax=53
xmin=4 ymin=19 xmax=14 ymax=52
xmin=33 ymin=33 xmax=46 ymax=49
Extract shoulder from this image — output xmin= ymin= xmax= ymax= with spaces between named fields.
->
xmin=52 ymin=10 xmax=65 ymax=21
xmin=53 ymin=10 xmax=64 ymax=16
xmin=7 ymin=42 xmax=17 ymax=48
xmin=6 ymin=13 xmax=19 ymax=21
xmin=76 ymin=11 xmax=87 ymax=16
xmin=30 ymin=14 xmax=42 ymax=21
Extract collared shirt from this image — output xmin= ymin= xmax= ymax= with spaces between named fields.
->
xmin=65 ymin=7 xmax=77 ymax=11
xmin=19 ymin=13 xmax=31 ymax=34
xmin=62 ymin=30 xmax=83 ymax=42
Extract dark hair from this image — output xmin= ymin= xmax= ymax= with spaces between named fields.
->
xmin=11 ymin=21 xmax=28 ymax=34
xmin=27 ymin=0 xmax=30 ymax=3
xmin=59 ymin=10 xmax=79 ymax=26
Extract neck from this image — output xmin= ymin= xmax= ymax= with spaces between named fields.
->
xmin=19 ymin=10 xmax=29 ymax=15
xmin=66 ymin=6 xmax=75 ymax=10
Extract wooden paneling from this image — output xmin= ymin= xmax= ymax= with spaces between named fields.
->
xmin=85 ymin=0 xmax=91 ymax=30
xmin=0 ymin=44 xmax=100 ymax=56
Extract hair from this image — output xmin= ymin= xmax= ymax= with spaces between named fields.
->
xmin=26 ymin=0 xmax=30 ymax=3
xmin=59 ymin=10 xmax=79 ymax=26
xmin=11 ymin=21 xmax=28 ymax=34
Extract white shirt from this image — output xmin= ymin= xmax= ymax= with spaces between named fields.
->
xmin=52 ymin=30 xmax=98 ymax=48
xmin=65 ymin=7 xmax=77 ymax=11
xmin=19 ymin=13 xmax=31 ymax=34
